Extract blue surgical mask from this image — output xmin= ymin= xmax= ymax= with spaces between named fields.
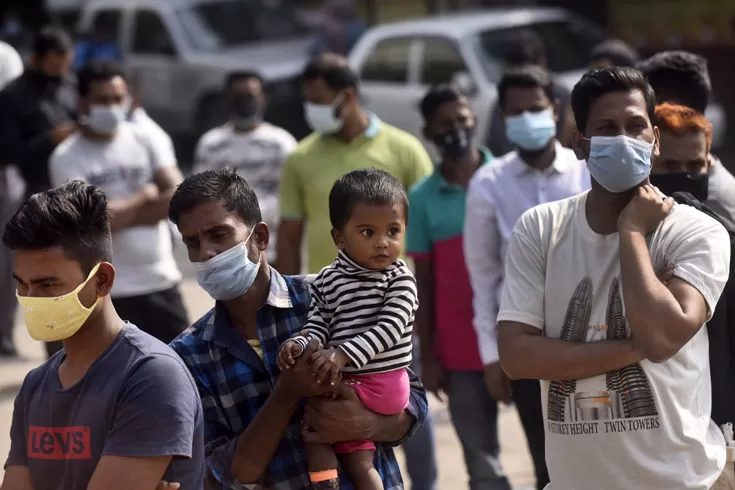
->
xmin=586 ymin=135 xmax=654 ymax=193
xmin=505 ymin=108 xmax=556 ymax=151
xmin=193 ymin=232 xmax=261 ymax=301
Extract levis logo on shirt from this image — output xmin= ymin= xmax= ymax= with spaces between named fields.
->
xmin=27 ymin=426 xmax=91 ymax=460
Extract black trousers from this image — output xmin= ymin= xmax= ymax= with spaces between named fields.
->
xmin=512 ymin=379 xmax=549 ymax=490
xmin=45 ymin=285 xmax=189 ymax=357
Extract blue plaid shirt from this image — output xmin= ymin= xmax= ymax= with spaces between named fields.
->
xmin=170 ymin=268 xmax=428 ymax=490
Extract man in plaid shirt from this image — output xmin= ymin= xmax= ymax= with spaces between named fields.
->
xmin=168 ymin=169 xmax=428 ymax=490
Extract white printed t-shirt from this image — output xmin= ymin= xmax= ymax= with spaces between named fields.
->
xmin=194 ymin=123 xmax=297 ymax=262
xmin=49 ymin=123 xmax=182 ymax=298
xmin=498 ymin=191 xmax=731 ymax=490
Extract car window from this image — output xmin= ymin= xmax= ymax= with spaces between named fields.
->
xmin=360 ymin=37 xmax=413 ymax=84
xmin=88 ymin=9 xmax=122 ymax=43
xmin=419 ymin=37 xmax=468 ymax=85
xmin=132 ymin=10 xmax=176 ymax=56
xmin=476 ymin=20 xmax=607 ymax=79
xmin=175 ymin=0 xmax=308 ymax=51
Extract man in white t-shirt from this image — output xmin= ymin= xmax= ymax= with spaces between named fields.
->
xmin=497 ymin=66 xmax=734 ymax=490
xmin=193 ymin=71 xmax=297 ymax=264
xmin=49 ymin=60 xmax=188 ymax=345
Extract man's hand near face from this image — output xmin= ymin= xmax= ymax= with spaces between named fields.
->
xmin=618 ymin=184 xmax=674 ymax=235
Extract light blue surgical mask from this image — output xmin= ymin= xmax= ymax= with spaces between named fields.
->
xmin=193 ymin=232 xmax=261 ymax=301
xmin=585 ymin=135 xmax=654 ymax=193
xmin=505 ymin=108 xmax=556 ymax=151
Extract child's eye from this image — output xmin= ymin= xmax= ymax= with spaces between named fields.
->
xmin=361 ymin=229 xmax=373 ymax=237
xmin=388 ymin=228 xmax=401 ymax=236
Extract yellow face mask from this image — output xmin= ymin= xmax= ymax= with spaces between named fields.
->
xmin=17 ymin=264 xmax=103 ymax=342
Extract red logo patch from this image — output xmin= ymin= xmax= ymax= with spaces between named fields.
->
xmin=28 ymin=426 xmax=91 ymax=460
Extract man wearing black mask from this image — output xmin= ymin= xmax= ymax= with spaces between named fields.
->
xmin=650 ymin=103 xmax=712 ymax=202
xmin=638 ymin=50 xmax=735 ymax=225
xmin=193 ymin=71 xmax=296 ymax=266
xmin=0 ymin=26 xmax=77 ymax=196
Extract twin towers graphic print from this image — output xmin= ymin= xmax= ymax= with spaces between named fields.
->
xmin=546 ymin=276 xmax=659 ymax=423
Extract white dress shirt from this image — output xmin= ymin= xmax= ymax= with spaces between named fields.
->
xmin=463 ymin=142 xmax=591 ymax=365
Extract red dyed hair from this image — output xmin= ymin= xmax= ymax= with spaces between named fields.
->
xmin=653 ymin=102 xmax=712 ymax=147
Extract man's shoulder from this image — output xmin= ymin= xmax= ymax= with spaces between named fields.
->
xmin=662 ymin=201 xmax=729 ymax=241
xmin=169 ymin=309 xmax=216 ymax=356
xmin=258 ymin=123 xmax=297 ymax=146
xmin=376 ymin=122 xmax=424 ymax=151
xmin=408 ymin=172 xmax=440 ymax=201
xmin=516 ymin=192 xmax=583 ymax=237
xmin=121 ymin=325 xmax=195 ymax=372
xmin=469 ymin=150 xmax=520 ymax=186
xmin=197 ymin=125 xmax=231 ymax=149
xmin=50 ymin=133 xmax=85 ymax=166
xmin=282 ymin=273 xmax=317 ymax=303
xmin=18 ymin=352 xmax=62 ymax=398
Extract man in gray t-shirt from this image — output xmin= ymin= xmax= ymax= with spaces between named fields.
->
xmin=1 ymin=181 xmax=203 ymax=490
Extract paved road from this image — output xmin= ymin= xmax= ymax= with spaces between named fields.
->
xmin=0 ymin=269 xmax=536 ymax=488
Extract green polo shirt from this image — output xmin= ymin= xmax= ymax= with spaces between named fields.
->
xmin=280 ymin=115 xmax=434 ymax=273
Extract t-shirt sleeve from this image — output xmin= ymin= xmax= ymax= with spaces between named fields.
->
xmin=5 ymin=387 xmax=28 ymax=468
xmin=103 ymin=354 xmax=199 ymax=459
xmin=49 ymin=149 xmax=81 ymax=188
xmin=406 ymin=185 xmax=431 ymax=259
xmin=496 ymin=211 xmax=547 ymax=330
xmin=279 ymin=153 xmax=304 ymax=220
xmin=139 ymin=128 xmax=175 ymax=171
xmin=667 ymin=209 xmax=731 ymax=320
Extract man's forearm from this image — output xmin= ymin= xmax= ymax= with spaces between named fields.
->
xmin=128 ymin=190 xmax=174 ymax=226
xmin=499 ymin=328 xmax=643 ymax=381
xmin=370 ymin=409 xmax=415 ymax=444
xmin=231 ymin=383 xmax=300 ymax=483
xmin=619 ymin=230 xmax=687 ymax=359
xmin=108 ymin=193 xmax=148 ymax=232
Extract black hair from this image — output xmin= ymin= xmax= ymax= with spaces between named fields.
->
xmin=3 ymin=181 xmax=113 ymax=274
xmin=77 ymin=60 xmax=128 ymax=97
xmin=302 ymin=53 xmax=359 ymax=93
xmin=637 ymin=50 xmax=710 ymax=113
xmin=497 ymin=65 xmax=553 ymax=109
xmin=329 ymin=168 xmax=408 ymax=231
xmin=169 ymin=168 xmax=262 ymax=227
xmin=225 ymin=71 xmax=264 ymax=92
xmin=419 ymin=83 xmax=464 ymax=122
xmin=32 ymin=26 xmax=74 ymax=57
xmin=503 ymin=29 xmax=546 ymax=66
xmin=590 ymin=39 xmax=639 ymax=67
xmin=571 ymin=66 xmax=656 ymax=133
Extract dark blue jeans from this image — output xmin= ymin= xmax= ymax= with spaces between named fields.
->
xmin=400 ymin=345 xmax=438 ymax=490
xmin=447 ymin=371 xmax=512 ymax=490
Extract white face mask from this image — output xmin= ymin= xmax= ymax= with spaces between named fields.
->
xmin=88 ymin=105 xmax=125 ymax=135
xmin=304 ymin=93 xmax=345 ymax=134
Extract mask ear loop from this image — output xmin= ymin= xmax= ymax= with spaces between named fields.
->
xmin=331 ymin=92 xmax=346 ymax=119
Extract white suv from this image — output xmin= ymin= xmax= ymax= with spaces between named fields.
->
xmin=348 ymin=7 xmax=726 ymax=151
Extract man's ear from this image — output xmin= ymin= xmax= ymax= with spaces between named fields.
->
xmin=572 ymin=131 xmax=586 ymax=160
xmin=652 ymin=126 xmax=661 ymax=159
xmin=96 ymin=262 xmax=116 ymax=297
xmin=254 ymin=222 xmax=270 ymax=252
xmin=331 ymin=229 xmax=345 ymax=250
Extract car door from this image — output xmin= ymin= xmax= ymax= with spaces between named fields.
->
xmin=415 ymin=36 xmax=494 ymax=152
xmin=355 ymin=36 xmax=425 ymax=138
xmin=126 ymin=9 xmax=181 ymax=131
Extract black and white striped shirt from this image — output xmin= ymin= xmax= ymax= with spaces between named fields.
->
xmin=294 ymin=250 xmax=417 ymax=374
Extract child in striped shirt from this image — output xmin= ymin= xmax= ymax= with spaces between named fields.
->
xmin=277 ymin=168 xmax=418 ymax=490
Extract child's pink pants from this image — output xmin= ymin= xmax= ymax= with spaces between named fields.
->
xmin=334 ymin=368 xmax=410 ymax=454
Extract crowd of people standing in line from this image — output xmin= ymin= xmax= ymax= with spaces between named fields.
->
xmin=0 ymin=19 xmax=735 ymax=490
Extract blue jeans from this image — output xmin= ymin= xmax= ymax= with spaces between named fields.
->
xmin=401 ymin=346 xmax=438 ymax=490
xmin=447 ymin=371 xmax=512 ymax=490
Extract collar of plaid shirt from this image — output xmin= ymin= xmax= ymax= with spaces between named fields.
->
xmin=170 ymin=266 xmax=427 ymax=490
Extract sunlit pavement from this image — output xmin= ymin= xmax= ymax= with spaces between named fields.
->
xmin=0 ymin=257 xmax=536 ymax=488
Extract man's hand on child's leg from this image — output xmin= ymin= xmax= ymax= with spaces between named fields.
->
xmin=277 ymin=340 xmax=304 ymax=371
xmin=310 ymin=347 xmax=350 ymax=386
